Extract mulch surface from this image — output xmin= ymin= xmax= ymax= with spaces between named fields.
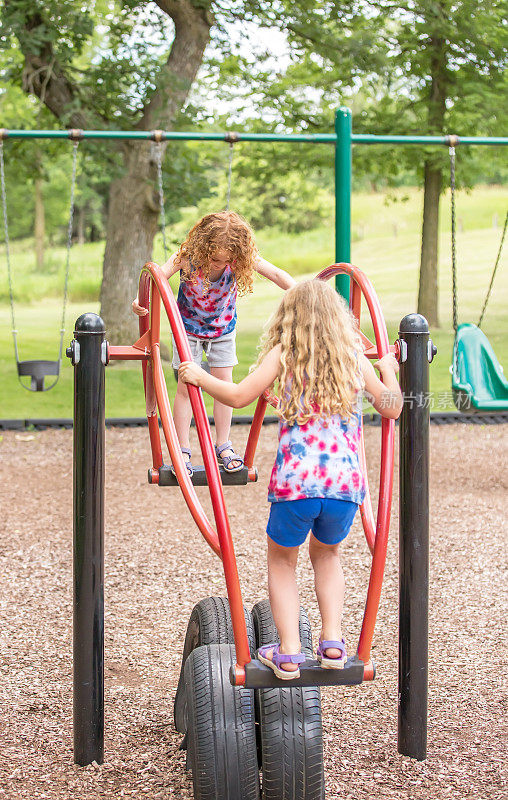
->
xmin=0 ymin=422 xmax=506 ymax=799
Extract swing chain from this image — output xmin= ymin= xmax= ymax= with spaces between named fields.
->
xmin=477 ymin=209 xmax=507 ymax=329
xmin=59 ymin=140 xmax=79 ymax=361
xmin=0 ymin=139 xmax=19 ymax=361
xmin=225 ymin=141 xmax=234 ymax=211
xmin=449 ymin=145 xmax=458 ymax=332
xmin=155 ymin=141 xmax=168 ymax=261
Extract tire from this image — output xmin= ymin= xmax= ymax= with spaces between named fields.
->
xmin=252 ymin=600 xmax=324 ymax=800
xmin=185 ymin=643 xmax=260 ymax=800
xmin=174 ymin=596 xmax=256 ymax=734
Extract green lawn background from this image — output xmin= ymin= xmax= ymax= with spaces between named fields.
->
xmin=0 ymin=185 xmax=506 ymax=419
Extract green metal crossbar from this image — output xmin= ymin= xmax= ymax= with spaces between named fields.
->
xmin=1 ymin=112 xmax=506 ymax=303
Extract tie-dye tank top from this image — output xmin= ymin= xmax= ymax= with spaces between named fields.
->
xmin=267 ymin=403 xmax=366 ymax=505
xmin=177 ymin=263 xmax=237 ymax=339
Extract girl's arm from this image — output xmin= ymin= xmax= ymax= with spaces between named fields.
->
xmin=361 ymin=354 xmax=403 ymax=419
xmin=132 ymin=252 xmax=182 ymax=316
xmin=254 ymin=256 xmax=296 ymax=290
xmin=179 ymin=345 xmax=282 ymax=409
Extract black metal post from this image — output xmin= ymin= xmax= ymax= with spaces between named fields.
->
xmin=398 ymin=313 xmax=435 ymax=761
xmin=68 ymin=313 xmax=106 ymax=766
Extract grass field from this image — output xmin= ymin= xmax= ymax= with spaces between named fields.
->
xmin=1 ymin=185 xmax=506 ymax=420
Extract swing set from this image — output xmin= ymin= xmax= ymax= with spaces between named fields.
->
xmin=448 ymin=142 xmax=508 ymax=412
xmin=0 ymin=135 xmax=80 ymax=391
xmin=1 ymin=118 xmax=506 ymax=410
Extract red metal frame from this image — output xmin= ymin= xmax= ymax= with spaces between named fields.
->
xmin=110 ymin=261 xmax=396 ymax=683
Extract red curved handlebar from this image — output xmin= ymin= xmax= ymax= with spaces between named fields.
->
xmin=138 ymin=263 xmax=251 ymax=672
xmin=316 ymin=264 xmax=395 ymax=668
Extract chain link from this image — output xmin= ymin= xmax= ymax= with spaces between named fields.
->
xmin=155 ymin=141 xmax=167 ymax=261
xmin=477 ymin=209 xmax=507 ymax=328
xmin=449 ymin=146 xmax=458 ymax=332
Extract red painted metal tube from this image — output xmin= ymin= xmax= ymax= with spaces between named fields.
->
xmin=137 ymin=272 xmax=164 ymax=473
xmin=317 ymin=263 xmax=396 ymax=667
xmin=358 ymin=426 xmax=376 ymax=554
xmin=138 ymin=263 xmax=251 ymax=671
xmin=244 ymin=395 xmax=268 ymax=469
xmin=108 ymin=345 xmax=150 ymax=361
xmin=244 ymin=390 xmax=278 ymax=470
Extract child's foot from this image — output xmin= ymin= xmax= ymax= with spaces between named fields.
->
xmin=316 ymin=638 xmax=347 ymax=669
xmin=258 ymin=643 xmax=305 ymax=680
xmin=170 ymin=447 xmax=193 ymax=477
xmin=215 ymin=441 xmax=244 ymax=473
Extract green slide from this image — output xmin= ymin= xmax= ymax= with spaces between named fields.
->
xmin=452 ymin=323 xmax=508 ymax=412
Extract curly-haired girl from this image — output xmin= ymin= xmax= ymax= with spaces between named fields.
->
xmin=178 ymin=279 xmax=402 ymax=679
xmin=133 ymin=211 xmax=294 ymax=475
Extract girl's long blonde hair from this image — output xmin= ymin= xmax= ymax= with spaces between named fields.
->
xmin=257 ymin=279 xmax=364 ymax=425
xmin=175 ymin=211 xmax=257 ymax=295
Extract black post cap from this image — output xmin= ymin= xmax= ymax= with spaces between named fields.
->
xmin=399 ymin=313 xmax=429 ymax=334
xmin=74 ymin=313 xmax=106 ymax=333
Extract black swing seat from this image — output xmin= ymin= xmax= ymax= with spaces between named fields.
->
xmin=152 ymin=463 xmax=257 ymax=487
xmin=237 ymin=655 xmax=369 ymax=689
xmin=17 ymin=359 xmax=60 ymax=392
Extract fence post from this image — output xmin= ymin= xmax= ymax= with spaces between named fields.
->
xmin=68 ymin=312 xmax=106 ymax=766
xmin=397 ymin=313 xmax=435 ymax=760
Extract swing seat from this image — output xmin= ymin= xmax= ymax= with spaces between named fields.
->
xmin=452 ymin=323 xmax=508 ymax=413
xmin=17 ymin=359 xmax=60 ymax=392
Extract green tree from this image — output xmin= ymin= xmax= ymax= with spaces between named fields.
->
xmin=1 ymin=0 xmax=215 ymax=342
xmin=215 ymin=0 xmax=506 ymax=326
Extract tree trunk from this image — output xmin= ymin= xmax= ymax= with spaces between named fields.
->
xmin=418 ymin=161 xmax=441 ymax=327
xmin=34 ymin=175 xmax=45 ymax=271
xmin=99 ymin=143 xmax=161 ymax=343
xmin=13 ymin=0 xmax=213 ymax=343
xmin=99 ymin=1 xmax=213 ymax=344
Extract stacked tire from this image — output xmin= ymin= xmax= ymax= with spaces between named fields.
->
xmin=252 ymin=600 xmax=324 ymax=800
xmin=175 ymin=597 xmax=324 ymax=800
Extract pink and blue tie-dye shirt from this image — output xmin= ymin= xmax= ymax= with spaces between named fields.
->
xmin=177 ymin=264 xmax=237 ymax=339
xmin=267 ymin=404 xmax=365 ymax=505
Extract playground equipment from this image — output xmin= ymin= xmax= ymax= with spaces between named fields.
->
xmin=448 ymin=144 xmax=508 ymax=412
xmin=0 ymin=133 xmax=80 ymax=391
xmin=68 ymin=259 xmax=435 ymax=798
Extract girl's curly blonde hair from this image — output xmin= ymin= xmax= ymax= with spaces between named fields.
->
xmin=257 ymin=279 xmax=364 ymax=425
xmin=175 ymin=211 xmax=258 ymax=295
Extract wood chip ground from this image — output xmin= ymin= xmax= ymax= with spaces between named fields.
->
xmin=0 ymin=423 xmax=506 ymax=799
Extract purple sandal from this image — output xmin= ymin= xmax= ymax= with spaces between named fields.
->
xmin=258 ymin=643 xmax=305 ymax=680
xmin=215 ymin=441 xmax=244 ymax=473
xmin=316 ymin=638 xmax=347 ymax=669
xmin=170 ymin=446 xmax=193 ymax=478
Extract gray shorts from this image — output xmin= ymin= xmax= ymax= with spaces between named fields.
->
xmin=172 ymin=329 xmax=238 ymax=369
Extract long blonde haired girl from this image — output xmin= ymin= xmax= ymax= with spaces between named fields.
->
xmin=256 ymin=280 xmax=364 ymax=425
xmin=179 ymin=276 xmax=402 ymax=680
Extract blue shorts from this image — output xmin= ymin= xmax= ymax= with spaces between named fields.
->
xmin=266 ymin=498 xmax=359 ymax=548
